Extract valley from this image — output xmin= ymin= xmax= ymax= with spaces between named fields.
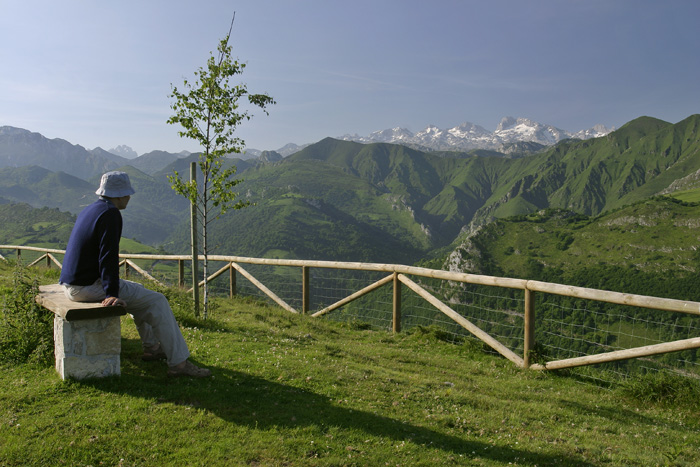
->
xmin=0 ymin=114 xmax=699 ymax=281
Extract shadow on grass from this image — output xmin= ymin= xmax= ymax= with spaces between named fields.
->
xmin=559 ymin=398 xmax=667 ymax=427
xmin=76 ymin=341 xmax=595 ymax=466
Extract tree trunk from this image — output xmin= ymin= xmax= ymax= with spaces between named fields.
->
xmin=202 ymin=203 xmax=209 ymax=319
xmin=190 ymin=162 xmax=200 ymax=317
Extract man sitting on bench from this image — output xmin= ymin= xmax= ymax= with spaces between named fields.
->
xmin=59 ymin=171 xmax=211 ymax=378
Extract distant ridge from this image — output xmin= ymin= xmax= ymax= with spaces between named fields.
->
xmin=1 ymin=115 xmax=699 ymax=268
xmin=0 ymin=126 xmax=119 ymax=180
xmin=108 ymin=144 xmax=138 ymax=159
xmin=337 ymin=117 xmax=613 ymax=152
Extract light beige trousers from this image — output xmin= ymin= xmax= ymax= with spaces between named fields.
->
xmin=61 ymin=279 xmax=190 ymax=366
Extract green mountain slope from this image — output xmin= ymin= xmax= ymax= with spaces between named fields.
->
xmin=472 ymin=115 xmax=700 ymax=223
xmin=0 ymin=165 xmax=190 ymax=246
xmin=164 ymin=140 xmax=497 ymax=261
xmin=0 ymin=202 xmax=161 ymax=255
xmin=0 ymin=166 xmax=95 ymax=212
xmin=107 ymin=166 xmax=191 ymax=245
xmin=0 ymin=203 xmax=75 ymax=248
xmin=200 ymin=195 xmax=422 ymax=262
xmin=160 ymin=116 xmax=700 ymax=263
xmin=6 ymin=115 xmax=700 ymax=267
xmin=439 ymin=196 xmax=700 ymax=299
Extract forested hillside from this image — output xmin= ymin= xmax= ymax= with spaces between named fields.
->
xmin=0 ymin=203 xmax=75 ymax=248
xmin=163 ymin=115 xmax=700 ymax=264
xmin=1 ymin=115 xmax=699 ymax=269
xmin=437 ymin=195 xmax=700 ymax=300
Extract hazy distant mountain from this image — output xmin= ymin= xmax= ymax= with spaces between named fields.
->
xmin=276 ymin=143 xmax=311 ymax=157
xmin=128 ymin=150 xmax=186 ymax=175
xmin=339 ymin=117 xmax=613 ymax=152
xmin=108 ymin=144 xmax=139 ymax=159
xmin=108 ymin=166 xmax=191 ymax=244
xmin=0 ymin=163 xmax=190 ymax=245
xmin=258 ymin=150 xmax=283 ymax=164
xmin=244 ymin=143 xmax=310 ymax=158
xmin=0 ymin=126 xmax=119 ymax=180
xmin=89 ymin=147 xmax=130 ymax=166
xmin=0 ymin=165 xmax=95 ymax=213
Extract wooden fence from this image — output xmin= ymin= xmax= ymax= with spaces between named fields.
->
xmin=4 ymin=244 xmax=700 ymax=373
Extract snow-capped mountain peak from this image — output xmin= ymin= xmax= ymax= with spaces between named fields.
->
xmin=494 ymin=117 xmax=569 ymax=145
xmin=496 ymin=116 xmax=519 ymax=132
xmin=338 ymin=117 xmax=614 ymax=152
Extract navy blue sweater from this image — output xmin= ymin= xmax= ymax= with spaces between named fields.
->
xmin=59 ymin=198 xmax=122 ymax=298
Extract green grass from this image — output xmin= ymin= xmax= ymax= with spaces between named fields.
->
xmin=466 ymin=198 xmax=700 ymax=284
xmin=669 ymin=188 xmax=700 ymax=203
xmin=2 ymin=263 xmax=700 ymax=466
xmin=119 ymin=238 xmax=161 ymax=255
xmin=598 ymin=321 xmax=663 ymax=349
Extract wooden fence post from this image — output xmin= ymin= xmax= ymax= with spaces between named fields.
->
xmin=523 ymin=288 xmax=535 ymax=368
xmin=393 ymin=272 xmax=401 ymax=333
xmin=229 ymin=263 xmax=236 ymax=299
xmin=178 ymin=260 xmax=185 ymax=288
xmin=16 ymin=249 xmax=21 ymax=264
xmin=302 ymin=266 xmax=310 ymax=314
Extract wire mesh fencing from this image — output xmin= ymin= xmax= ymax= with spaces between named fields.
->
xmin=7 ymin=245 xmax=700 ymax=386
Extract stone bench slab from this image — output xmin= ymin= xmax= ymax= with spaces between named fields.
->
xmin=36 ymin=284 xmax=126 ymax=320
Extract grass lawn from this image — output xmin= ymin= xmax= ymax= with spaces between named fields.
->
xmin=669 ymin=188 xmax=700 ymax=203
xmin=1 ymin=266 xmax=700 ymax=466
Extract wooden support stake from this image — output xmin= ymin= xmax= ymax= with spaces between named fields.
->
xmin=530 ymin=336 xmax=700 ymax=371
xmin=188 ymin=263 xmax=231 ymax=290
xmin=398 ymin=274 xmax=524 ymax=367
xmin=302 ymin=266 xmax=310 ymax=314
xmin=393 ymin=272 xmax=401 ymax=333
xmin=124 ymin=259 xmax=163 ymax=286
xmin=178 ymin=260 xmax=185 ymax=288
xmin=523 ymin=288 xmax=535 ymax=368
xmin=229 ymin=263 xmax=236 ymax=299
xmin=27 ymin=254 xmax=48 ymax=268
xmin=311 ymin=274 xmax=394 ymax=318
xmin=47 ymin=253 xmax=62 ymax=268
xmin=230 ymin=262 xmax=298 ymax=314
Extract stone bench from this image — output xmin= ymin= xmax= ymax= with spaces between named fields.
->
xmin=35 ymin=284 xmax=127 ymax=380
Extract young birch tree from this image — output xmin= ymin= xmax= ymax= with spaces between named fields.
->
xmin=167 ymin=17 xmax=274 ymax=318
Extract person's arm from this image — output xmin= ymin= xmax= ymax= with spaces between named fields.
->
xmin=96 ymin=209 xmax=123 ymax=303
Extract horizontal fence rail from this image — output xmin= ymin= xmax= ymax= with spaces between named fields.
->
xmin=4 ymin=244 xmax=700 ymax=379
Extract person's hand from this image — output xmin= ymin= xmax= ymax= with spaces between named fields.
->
xmin=102 ymin=297 xmax=127 ymax=307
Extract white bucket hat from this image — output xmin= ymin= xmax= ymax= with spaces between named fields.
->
xmin=95 ymin=171 xmax=136 ymax=198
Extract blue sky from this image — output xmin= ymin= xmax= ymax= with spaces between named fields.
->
xmin=1 ymin=0 xmax=699 ymax=156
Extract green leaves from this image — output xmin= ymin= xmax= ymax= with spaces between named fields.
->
xmin=166 ymin=19 xmax=275 ymax=317
xmin=0 ymin=264 xmax=53 ymax=365
xmin=166 ymin=28 xmax=274 ymax=223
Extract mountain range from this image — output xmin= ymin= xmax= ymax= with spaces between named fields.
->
xmin=0 ymin=116 xmax=613 ymax=180
xmin=0 ymin=115 xmax=697 ymax=268
xmin=215 ymin=117 xmax=613 ymax=158
xmin=27 ymin=116 xmax=608 ymax=161
xmin=338 ymin=117 xmax=613 ymax=152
